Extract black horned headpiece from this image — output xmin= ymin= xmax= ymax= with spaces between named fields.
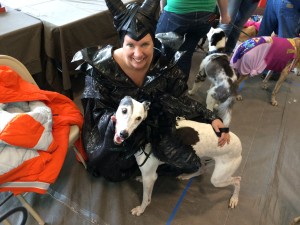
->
xmin=105 ymin=0 xmax=160 ymax=44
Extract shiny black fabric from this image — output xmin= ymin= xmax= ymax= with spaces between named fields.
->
xmin=74 ymin=33 xmax=219 ymax=181
xmin=105 ymin=0 xmax=160 ymax=44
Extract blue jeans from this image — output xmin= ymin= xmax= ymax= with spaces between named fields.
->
xmin=156 ymin=11 xmax=214 ymax=76
xmin=257 ymin=0 xmax=300 ymax=38
xmin=218 ymin=0 xmax=259 ymax=54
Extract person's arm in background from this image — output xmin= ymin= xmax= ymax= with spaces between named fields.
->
xmin=160 ymin=0 xmax=166 ymax=13
xmin=217 ymin=0 xmax=231 ymax=24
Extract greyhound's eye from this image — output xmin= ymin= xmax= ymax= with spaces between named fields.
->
xmin=122 ymin=108 xmax=127 ymax=114
xmin=136 ymin=116 xmax=142 ymax=121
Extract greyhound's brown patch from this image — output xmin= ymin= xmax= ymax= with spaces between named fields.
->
xmin=176 ymin=127 xmax=199 ymax=145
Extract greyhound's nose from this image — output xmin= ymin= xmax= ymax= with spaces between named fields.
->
xmin=120 ymin=130 xmax=129 ymax=139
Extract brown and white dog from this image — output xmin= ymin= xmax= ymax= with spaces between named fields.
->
xmin=231 ymin=36 xmax=300 ymax=106
xmin=112 ymin=96 xmax=242 ymax=216
xmin=189 ymin=27 xmax=238 ymax=127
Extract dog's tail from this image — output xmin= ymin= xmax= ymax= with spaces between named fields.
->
xmin=217 ymin=97 xmax=235 ymax=127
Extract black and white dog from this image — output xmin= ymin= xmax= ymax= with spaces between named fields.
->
xmin=112 ymin=96 xmax=242 ymax=216
xmin=189 ymin=28 xmax=238 ymax=127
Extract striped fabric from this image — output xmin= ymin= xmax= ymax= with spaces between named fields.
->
xmin=0 ymin=66 xmax=86 ymax=195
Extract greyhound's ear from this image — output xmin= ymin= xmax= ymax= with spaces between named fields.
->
xmin=143 ymin=101 xmax=151 ymax=111
xmin=208 ymin=27 xmax=214 ymax=34
xmin=111 ymin=114 xmax=116 ymax=122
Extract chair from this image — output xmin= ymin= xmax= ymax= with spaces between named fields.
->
xmin=0 ymin=55 xmax=87 ymax=225
xmin=0 ymin=206 xmax=28 ymax=225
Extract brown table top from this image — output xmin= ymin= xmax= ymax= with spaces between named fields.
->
xmin=0 ymin=8 xmax=43 ymax=74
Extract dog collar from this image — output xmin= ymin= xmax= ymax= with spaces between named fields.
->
xmin=207 ymin=48 xmax=225 ymax=55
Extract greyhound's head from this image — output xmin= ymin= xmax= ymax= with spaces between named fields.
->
xmin=111 ymin=96 xmax=150 ymax=145
xmin=207 ymin=27 xmax=226 ymax=53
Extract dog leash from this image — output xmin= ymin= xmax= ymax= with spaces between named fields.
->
xmin=212 ymin=18 xmax=252 ymax=39
xmin=166 ymin=178 xmax=194 ymax=225
xmin=230 ymin=21 xmax=252 ymax=39
xmin=137 ymin=146 xmax=152 ymax=167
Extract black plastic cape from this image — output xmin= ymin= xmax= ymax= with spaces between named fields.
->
xmin=72 ymin=32 xmax=219 ymax=181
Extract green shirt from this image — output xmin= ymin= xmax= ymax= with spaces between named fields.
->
xmin=164 ymin=0 xmax=216 ymax=14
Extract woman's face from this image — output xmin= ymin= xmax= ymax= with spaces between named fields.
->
xmin=122 ymin=34 xmax=154 ymax=71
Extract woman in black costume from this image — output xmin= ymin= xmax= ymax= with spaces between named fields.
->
xmin=74 ymin=0 xmax=230 ymax=182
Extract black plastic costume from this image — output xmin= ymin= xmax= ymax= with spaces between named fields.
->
xmin=73 ymin=33 xmax=219 ymax=182
xmin=106 ymin=0 xmax=158 ymax=43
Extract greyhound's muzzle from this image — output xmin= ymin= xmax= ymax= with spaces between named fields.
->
xmin=120 ymin=130 xmax=129 ymax=139
xmin=114 ymin=130 xmax=129 ymax=145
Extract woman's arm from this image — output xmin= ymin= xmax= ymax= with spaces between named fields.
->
xmin=217 ymin=0 xmax=231 ymax=24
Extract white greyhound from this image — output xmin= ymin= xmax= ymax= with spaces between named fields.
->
xmin=112 ymin=96 xmax=242 ymax=216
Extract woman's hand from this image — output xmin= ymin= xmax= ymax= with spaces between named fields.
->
xmin=211 ymin=119 xmax=230 ymax=147
xmin=220 ymin=14 xmax=231 ymax=24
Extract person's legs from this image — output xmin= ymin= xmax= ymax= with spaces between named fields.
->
xmin=257 ymin=0 xmax=278 ymax=36
xmin=277 ymin=0 xmax=300 ymax=38
xmin=156 ymin=11 xmax=213 ymax=77
xmin=156 ymin=11 xmax=176 ymax=34
xmin=178 ymin=12 xmax=211 ymax=75
xmin=156 ymin=11 xmax=192 ymax=75
xmin=261 ymin=0 xmax=300 ymax=81
xmin=225 ymin=0 xmax=259 ymax=53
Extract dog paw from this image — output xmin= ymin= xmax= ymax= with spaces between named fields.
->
xmin=213 ymin=103 xmax=219 ymax=110
xmin=131 ymin=206 xmax=145 ymax=216
xmin=135 ymin=176 xmax=143 ymax=183
xmin=188 ymin=90 xmax=194 ymax=95
xmin=261 ymin=83 xmax=268 ymax=90
xmin=271 ymin=97 xmax=278 ymax=106
xmin=271 ymin=100 xmax=278 ymax=106
xmin=236 ymin=95 xmax=243 ymax=101
xmin=228 ymin=196 xmax=239 ymax=208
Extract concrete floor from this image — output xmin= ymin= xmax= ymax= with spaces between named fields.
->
xmin=1 ymin=47 xmax=300 ymax=225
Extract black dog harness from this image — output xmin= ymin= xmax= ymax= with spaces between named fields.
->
xmin=136 ymin=146 xmax=152 ymax=167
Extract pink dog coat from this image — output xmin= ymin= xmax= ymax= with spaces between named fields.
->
xmin=231 ymin=36 xmax=296 ymax=76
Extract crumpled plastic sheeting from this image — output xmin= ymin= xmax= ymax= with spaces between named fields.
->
xmin=1 ymin=53 xmax=300 ymax=225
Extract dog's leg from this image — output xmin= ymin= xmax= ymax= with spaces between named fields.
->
xmin=210 ymin=156 xmax=242 ymax=208
xmin=132 ymin=144 xmax=161 ymax=216
xmin=198 ymin=36 xmax=207 ymax=51
xmin=235 ymin=75 xmax=248 ymax=101
xmin=261 ymin=70 xmax=272 ymax=90
xmin=291 ymin=216 xmax=300 ymax=225
xmin=217 ymin=98 xmax=234 ymax=127
xmin=188 ymin=68 xmax=206 ymax=96
xmin=177 ymin=164 xmax=206 ymax=180
xmin=177 ymin=158 xmax=212 ymax=180
xmin=206 ymin=88 xmax=217 ymax=111
xmin=271 ymin=67 xmax=289 ymax=106
xmin=189 ymin=59 xmax=208 ymax=97
xmin=188 ymin=79 xmax=203 ymax=96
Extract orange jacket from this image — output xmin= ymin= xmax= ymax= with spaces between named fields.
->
xmin=0 ymin=66 xmax=87 ymax=195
